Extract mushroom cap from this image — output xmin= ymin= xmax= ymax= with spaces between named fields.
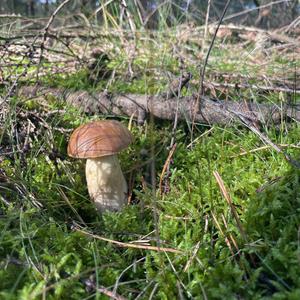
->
xmin=67 ymin=120 xmax=133 ymax=159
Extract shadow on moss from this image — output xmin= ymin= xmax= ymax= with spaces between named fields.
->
xmin=244 ymin=166 xmax=300 ymax=297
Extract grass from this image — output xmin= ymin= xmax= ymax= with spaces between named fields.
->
xmin=1 ymin=13 xmax=300 ymax=299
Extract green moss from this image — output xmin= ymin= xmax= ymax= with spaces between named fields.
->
xmin=1 ymin=27 xmax=299 ymax=299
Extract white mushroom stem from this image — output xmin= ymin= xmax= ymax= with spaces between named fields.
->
xmin=85 ymin=155 xmax=128 ymax=212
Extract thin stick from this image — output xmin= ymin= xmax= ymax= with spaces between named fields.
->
xmin=198 ymin=0 xmax=232 ymax=100
xmin=74 ymin=227 xmax=182 ymax=254
xmin=192 ymin=0 xmax=232 ymax=141
xmin=36 ymin=0 xmax=72 ymax=80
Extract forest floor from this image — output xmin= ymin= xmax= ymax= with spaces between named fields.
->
xmin=1 ymin=21 xmax=300 ymax=299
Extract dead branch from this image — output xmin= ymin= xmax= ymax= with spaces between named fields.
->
xmin=18 ymin=86 xmax=300 ymax=126
xmin=35 ymin=0 xmax=72 ymax=80
xmin=202 ymin=80 xmax=300 ymax=94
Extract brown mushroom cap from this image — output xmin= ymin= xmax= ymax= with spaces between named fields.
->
xmin=67 ymin=120 xmax=133 ymax=159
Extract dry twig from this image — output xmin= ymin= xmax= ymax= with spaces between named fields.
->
xmin=74 ymin=226 xmax=182 ymax=254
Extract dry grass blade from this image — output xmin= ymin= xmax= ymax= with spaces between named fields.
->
xmin=197 ymin=0 xmax=232 ymax=101
xmin=187 ymin=127 xmax=214 ymax=149
xmin=74 ymin=227 xmax=182 ymax=254
xmin=213 ymin=171 xmax=247 ymax=242
xmin=211 ymin=212 xmax=236 ymax=257
xmin=231 ymin=144 xmax=300 ymax=158
xmin=159 ymin=143 xmax=177 ymax=195
xmin=221 ymin=213 xmax=239 ymax=252
xmin=57 ymin=187 xmax=87 ymax=226
xmin=183 ymin=241 xmax=201 ymax=272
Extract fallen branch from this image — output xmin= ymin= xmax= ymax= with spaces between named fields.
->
xmin=18 ymin=86 xmax=300 ymax=126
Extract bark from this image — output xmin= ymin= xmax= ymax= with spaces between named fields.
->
xmin=18 ymin=86 xmax=300 ymax=126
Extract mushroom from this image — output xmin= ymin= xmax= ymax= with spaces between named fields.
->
xmin=67 ymin=120 xmax=133 ymax=212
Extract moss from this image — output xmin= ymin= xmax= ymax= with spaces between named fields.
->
xmin=1 ymin=27 xmax=299 ymax=299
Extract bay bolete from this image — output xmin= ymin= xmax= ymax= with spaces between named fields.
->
xmin=67 ymin=120 xmax=133 ymax=212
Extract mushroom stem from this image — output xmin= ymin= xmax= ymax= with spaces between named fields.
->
xmin=85 ymin=155 xmax=128 ymax=212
